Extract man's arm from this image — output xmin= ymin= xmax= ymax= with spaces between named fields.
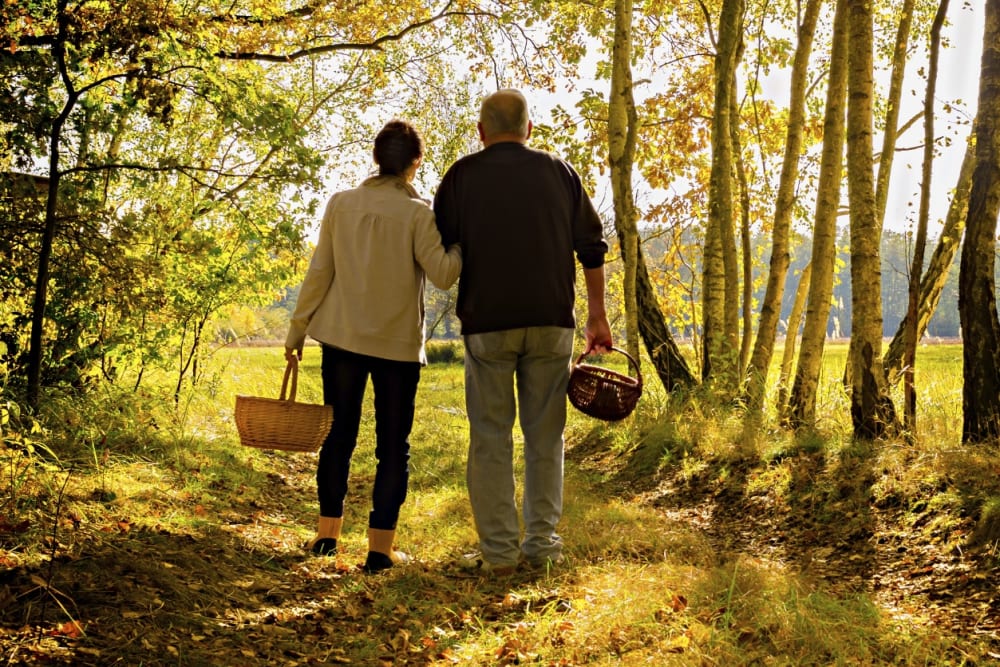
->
xmin=583 ymin=266 xmax=612 ymax=354
xmin=432 ymin=168 xmax=460 ymax=247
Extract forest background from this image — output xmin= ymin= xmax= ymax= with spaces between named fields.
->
xmin=2 ymin=0 xmax=998 ymax=430
xmin=3 ymin=0 xmax=1000 ymax=664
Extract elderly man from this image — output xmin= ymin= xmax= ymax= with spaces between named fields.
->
xmin=433 ymin=89 xmax=612 ymax=574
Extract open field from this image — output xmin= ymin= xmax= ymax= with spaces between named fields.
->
xmin=0 ymin=343 xmax=997 ymax=665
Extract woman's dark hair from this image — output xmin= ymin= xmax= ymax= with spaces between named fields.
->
xmin=373 ymin=120 xmax=423 ymax=176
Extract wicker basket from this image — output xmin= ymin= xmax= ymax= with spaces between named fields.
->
xmin=234 ymin=360 xmax=333 ymax=452
xmin=568 ymin=347 xmax=642 ymax=421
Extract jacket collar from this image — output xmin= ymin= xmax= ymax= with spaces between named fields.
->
xmin=361 ymin=174 xmax=422 ymax=200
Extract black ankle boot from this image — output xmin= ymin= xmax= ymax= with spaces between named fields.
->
xmin=363 ymin=551 xmax=395 ymax=573
xmin=310 ymin=537 xmax=338 ymax=556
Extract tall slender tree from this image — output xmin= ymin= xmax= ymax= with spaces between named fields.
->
xmin=777 ymin=262 xmax=812 ymax=410
xmin=733 ymin=92 xmax=753 ymax=378
xmin=883 ymin=128 xmax=974 ymax=382
xmin=787 ymin=0 xmax=850 ymax=427
xmin=873 ymin=0 xmax=916 ymax=226
xmin=745 ymin=0 xmax=823 ymax=408
xmin=903 ymin=0 xmax=950 ymax=433
xmin=844 ymin=0 xmax=914 ymax=396
xmin=702 ymin=0 xmax=745 ymax=390
xmin=610 ymin=0 xmax=641 ymax=365
xmin=845 ymin=0 xmax=898 ymax=438
xmin=959 ymin=0 xmax=1000 ymax=443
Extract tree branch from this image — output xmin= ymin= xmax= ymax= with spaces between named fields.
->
xmin=214 ymin=7 xmax=497 ymax=62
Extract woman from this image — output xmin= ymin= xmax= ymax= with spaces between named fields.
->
xmin=284 ymin=120 xmax=461 ymax=573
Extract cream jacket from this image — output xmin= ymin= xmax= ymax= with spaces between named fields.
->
xmin=285 ymin=176 xmax=462 ymax=364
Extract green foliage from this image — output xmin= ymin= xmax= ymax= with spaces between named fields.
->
xmin=1 ymin=396 xmax=60 ymax=522
xmin=2 ymin=0 xmax=579 ymax=404
xmin=973 ymin=496 xmax=1000 ymax=552
xmin=425 ymin=339 xmax=464 ymax=364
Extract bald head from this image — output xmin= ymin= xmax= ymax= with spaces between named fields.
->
xmin=478 ymin=89 xmax=531 ymax=145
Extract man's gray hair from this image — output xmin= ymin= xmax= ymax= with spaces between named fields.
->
xmin=479 ymin=89 xmax=530 ymax=139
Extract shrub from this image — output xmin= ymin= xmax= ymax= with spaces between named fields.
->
xmin=425 ymin=339 xmax=463 ymax=364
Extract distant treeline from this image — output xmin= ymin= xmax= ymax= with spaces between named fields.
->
xmin=258 ymin=225 xmax=966 ymax=345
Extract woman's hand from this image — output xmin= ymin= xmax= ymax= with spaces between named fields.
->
xmin=284 ymin=347 xmax=301 ymax=364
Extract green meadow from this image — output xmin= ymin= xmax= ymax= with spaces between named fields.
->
xmin=1 ymin=342 xmax=997 ymax=665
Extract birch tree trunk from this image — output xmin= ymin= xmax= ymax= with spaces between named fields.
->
xmin=777 ymin=262 xmax=812 ymax=411
xmin=844 ymin=0 xmax=914 ymax=391
xmin=883 ymin=129 xmax=973 ymax=382
xmin=732 ymin=83 xmax=753 ymax=377
xmin=636 ymin=249 xmax=697 ymax=391
xmin=960 ymin=0 xmax=1000 ymax=443
xmin=702 ymin=0 xmax=744 ymax=390
xmin=787 ymin=0 xmax=849 ymax=427
xmin=608 ymin=0 xmax=696 ymax=393
xmin=610 ymin=0 xmax=641 ymax=365
xmin=28 ymin=0 xmax=77 ymax=410
xmin=845 ymin=0 xmax=898 ymax=438
xmin=903 ymin=0 xmax=949 ymax=434
xmin=745 ymin=0 xmax=822 ymax=408
xmin=722 ymin=53 xmax=742 ymax=379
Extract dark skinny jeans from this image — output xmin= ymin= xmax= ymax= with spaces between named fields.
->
xmin=319 ymin=345 xmax=420 ymax=530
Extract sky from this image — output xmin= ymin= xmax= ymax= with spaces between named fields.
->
xmin=883 ymin=1 xmax=983 ymax=235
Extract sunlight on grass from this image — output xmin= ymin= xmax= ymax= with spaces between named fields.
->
xmin=2 ymin=343 xmax=996 ymax=664
xmin=438 ymin=553 xmax=961 ymax=666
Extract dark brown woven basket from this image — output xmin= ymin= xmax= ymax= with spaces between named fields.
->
xmin=235 ymin=360 xmax=333 ymax=452
xmin=567 ymin=347 xmax=642 ymax=421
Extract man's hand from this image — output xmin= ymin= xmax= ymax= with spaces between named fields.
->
xmin=582 ymin=265 xmax=612 ymax=355
xmin=584 ymin=313 xmax=613 ymax=355
xmin=284 ymin=347 xmax=302 ymax=364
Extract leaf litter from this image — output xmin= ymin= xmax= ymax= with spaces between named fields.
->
xmin=1 ymin=427 xmax=998 ymax=664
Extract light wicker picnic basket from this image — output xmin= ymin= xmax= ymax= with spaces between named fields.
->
xmin=567 ymin=347 xmax=642 ymax=421
xmin=234 ymin=360 xmax=333 ymax=452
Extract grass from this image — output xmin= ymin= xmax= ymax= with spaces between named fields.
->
xmin=0 ymin=342 xmax=997 ymax=665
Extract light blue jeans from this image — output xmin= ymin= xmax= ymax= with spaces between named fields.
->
xmin=463 ymin=326 xmax=575 ymax=567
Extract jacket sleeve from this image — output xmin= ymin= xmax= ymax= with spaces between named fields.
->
xmin=432 ymin=167 xmax=460 ymax=247
xmin=565 ymin=162 xmax=608 ymax=269
xmin=413 ymin=206 xmax=462 ymax=290
xmin=285 ymin=199 xmax=336 ymax=350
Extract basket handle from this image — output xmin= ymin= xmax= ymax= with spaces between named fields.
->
xmin=574 ymin=346 xmax=643 ymax=386
xmin=279 ymin=359 xmax=299 ymax=402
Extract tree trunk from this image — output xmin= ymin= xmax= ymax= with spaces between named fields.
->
xmin=732 ymin=81 xmax=753 ymax=378
xmin=960 ymin=0 xmax=1000 ymax=443
xmin=777 ymin=262 xmax=811 ymax=410
xmin=702 ymin=0 xmax=744 ymax=390
xmin=845 ymin=0 xmax=898 ymax=439
xmin=722 ymin=53 xmax=742 ymax=380
xmin=610 ymin=0 xmax=641 ymax=365
xmin=883 ymin=129 xmax=973 ymax=382
xmin=787 ymin=0 xmax=850 ymax=428
xmin=845 ymin=0 xmax=914 ymax=391
xmin=27 ymin=1 xmax=75 ymax=410
xmin=904 ymin=0 xmax=949 ymax=434
xmin=745 ymin=0 xmax=822 ymax=408
xmin=607 ymin=0 xmax=694 ymax=393
xmin=636 ymin=246 xmax=696 ymax=391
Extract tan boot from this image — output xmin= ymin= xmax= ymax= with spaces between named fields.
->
xmin=306 ymin=516 xmax=342 ymax=556
xmin=363 ymin=527 xmax=410 ymax=573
